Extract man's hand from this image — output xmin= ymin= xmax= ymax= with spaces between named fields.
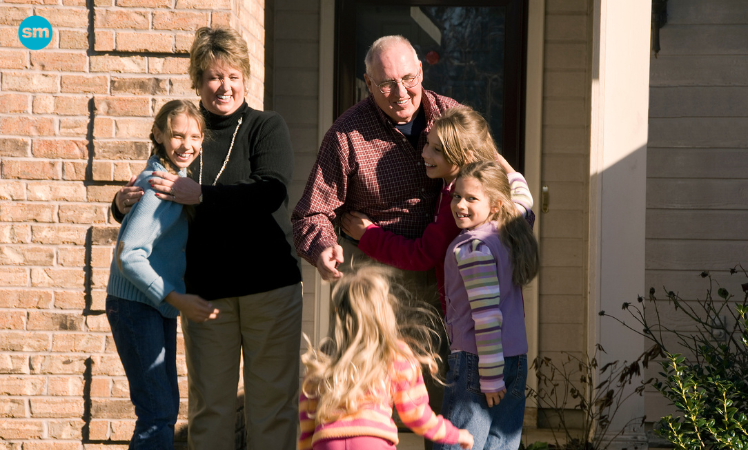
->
xmin=341 ymin=211 xmax=373 ymax=241
xmin=165 ymin=291 xmax=220 ymax=323
xmin=485 ymin=388 xmax=506 ymax=408
xmin=115 ymin=176 xmax=144 ymax=214
xmin=316 ymin=245 xmax=344 ymax=281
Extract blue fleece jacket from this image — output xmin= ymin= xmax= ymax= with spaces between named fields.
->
xmin=106 ymin=156 xmax=186 ymax=318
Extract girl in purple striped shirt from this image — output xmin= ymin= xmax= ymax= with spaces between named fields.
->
xmin=436 ymin=160 xmax=539 ymax=450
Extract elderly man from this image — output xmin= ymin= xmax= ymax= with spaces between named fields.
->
xmin=292 ymin=35 xmax=458 ymax=289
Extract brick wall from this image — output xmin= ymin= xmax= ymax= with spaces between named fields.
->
xmin=0 ymin=0 xmax=265 ymax=446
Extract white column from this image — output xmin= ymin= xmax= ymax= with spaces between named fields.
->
xmin=589 ymin=0 xmax=651 ymax=447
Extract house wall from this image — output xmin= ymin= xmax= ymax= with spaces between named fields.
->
xmin=537 ymin=0 xmax=591 ymax=365
xmin=645 ymin=0 xmax=748 ymax=420
xmin=0 ymin=0 xmax=265 ymax=445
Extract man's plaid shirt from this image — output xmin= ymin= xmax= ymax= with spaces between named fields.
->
xmin=292 ymin=90 xmax=459 ymax=266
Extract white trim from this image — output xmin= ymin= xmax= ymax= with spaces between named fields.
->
xmin=523 ymin=0 xmax=545 ymax=410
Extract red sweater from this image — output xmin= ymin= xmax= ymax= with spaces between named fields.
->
xmin=358 ymin=173 xmax=533 ymax=314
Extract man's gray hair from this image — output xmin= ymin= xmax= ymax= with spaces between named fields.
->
xmin=364 ymin=35 xmax=420 ymax=76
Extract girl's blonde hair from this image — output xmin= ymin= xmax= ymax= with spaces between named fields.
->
xmin=189 ymin=27 xmax=251 ymax=91
xmin=150 ymin=99 xmax=206 ymax=175
xmin=301 ymin=265 xmax=442 ymax=424
xmin=458 ymin=160 xmax=539 ymax=286
xmin=433 ymin=106 xmax=499 ymax=168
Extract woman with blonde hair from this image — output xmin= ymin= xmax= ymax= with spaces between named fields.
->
xmin=112 ymin=27 xmax=302 ymax=450
xmin=299 ymin=266 xmax=474 ymax=450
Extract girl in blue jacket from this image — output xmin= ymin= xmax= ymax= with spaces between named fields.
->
xmin=106 ymin=100 xmax=220 ymax=449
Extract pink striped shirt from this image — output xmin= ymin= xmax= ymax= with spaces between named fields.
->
xmin=298 ymin=346 xmax=460 ymax=449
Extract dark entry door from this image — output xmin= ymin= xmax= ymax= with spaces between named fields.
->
xmin=335 ymin=0 xmax=528 ymax=171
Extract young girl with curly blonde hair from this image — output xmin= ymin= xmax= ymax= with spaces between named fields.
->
xmin=298 ymin=266 xmax=474 ymax=450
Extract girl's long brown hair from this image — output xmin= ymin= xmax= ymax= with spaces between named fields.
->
xmin=458 ymin=160 xmax=539 ymax=286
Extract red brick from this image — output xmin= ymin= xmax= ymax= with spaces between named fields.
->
xmin=92 ymin=161 xmax=113 ymax=181
xmin=0 ymin=117 xmax=55 ymax=137
xmin=53 ymin=333 xmax=106 ymax=353
xmin=46 ymin=376 xmax=84 ymax=396
xmin=90 ymin=378 xmax=110 ymax=397
xmin=91 ymin=226 xmax=117 ymax=245
xmin=94 ymin=96 xmax=150 ymax=117
xmin=27 ymin=182 xmax=86 ymax=202
xmin=30 ymin=354 xmax=87 ymax=375
xmin=63 ymin=0 xmax=87 ymax=5
xmin=32 ymin=140 xmax=88 ymax=159
xmin=27 ymin=311 xmax=84 ymax=331
xmin=30 ymin=51 xmax=87 ymax=71
xmin=0 ymin=399 xmax=25 ymax=418
xmin=46 ymin=419 xmax=85 ymax=440
xmin=0 ymin=289 xmax=52 ymax=308
xmin=112 ymin=162 xmax=143 ymax=181
xmin=36 ymin=7 xmax=89 ymax=27
xmin=58 ymin=204 xmax=108 ymax=224
xmin=0 ymin=354 xmax=30 ymax=374
xmin=92 ymin=355 xmax=125 ymax=376
xmin=0 ymin=49 xmax=28 ymax=69
xmin=4 ymin=0 xmax=57 ymax=4
xmin=168 ymin=78 xmax=193 ymax=96
xmin=175 ymin=0 xmax=229 ymax=8
xmin=0 ymin=311 xmax=25 ymax=329
xmin=32 ymin=95 xmax=54 ymax=114
xmin=63 ymin=162 xmax=87 ymax=181
xmin=30 ymin=268 xmax=86 ymax=289
xmin=55 ymin=96 xmax=91 ymax=116
xmin=59 ymin=118 xmax=89 ymax=137
xmin=0 ymin=203 xmax=56 ymax=223
xmin=85 ymin=314 xmax=110 ymax=332
xmin=31 ymin=225 xmax=87 ymax=245
xmin=211 ymin=11 xmax=231 ymax=28
xmin=0 ymin=332 xmax=50 ymax=351
xmin=91 ymin=398 xmax=134 ymax=419
xmin=94 ymin=30 xmax=115 ymax=52
xmin=91 ymin=290 xmax=107 ymax=311
xmin=0 ymin=376 xmax=46 ymax=395
xmin=149 ymin=57 xmax=190 ymax=75
xmin=0 ymin=138 xmax=30 ymax=157
xmin=29 ymin=398 xmax=85 ymax=418
xmin=0 ymin=419 xmax=43 ymax=439
xmin=0 ymin=94 xmax=29 ymax=113
xmin=116 ymin=0 xmax=170 ymax=6
xmin=86 ymin=419 xmax=109 ymax=440
xmin=116 ymin=32 xmax=173 ymax=53
xmin=174 ymin=33 xmax=193 ymax=53
xmin=111 ymin=77 xmax=168 ymax=95
xmin=95 ymin=9 xmax=149 ymax=29
xmin=0 ymin=182 xmax=26 ymax=201
xmin=2 ymin=161 xmax=60 ymax=180
xmin=91 ymin=268 xmax=109 ymax=288
xmin=95 ymin=0 xmax=113 ymax=5
xmin=94 ymin=117 xmax=115 ymax=138
xmin=153 ymin=11 xmax=208 ymax=31
xmin=109 ymin=419 xmax=134 ymax=439
xmin=0 ymin=224 xmax=31 ymax=244
xmin=0 ymin=6 xmax=32 ymax=25
xmin=61 ymin=75 xmax=109 ymax=94
xmin=0 ymin=267 xmax=28 ymax=287
xmin=0 ymin=245 xmax=55 ymax=265
xmin=87 ymin=185 xmax=120 ymax=203
xmin=2 ymin=72 xmax=59 ymax=93
xmin=94 ymin=140 xmax=150 ymax=160
xmin=59 ymin=30 xmax=88 ymax=49
xmin=90 ymin=55 xmax=146 ymax=73
xmin=53 ymin=290 xmax=85 ymax=309
xmin=115 ymin=118 xmax=153 ymax=138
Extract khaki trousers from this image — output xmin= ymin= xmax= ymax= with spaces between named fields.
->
xmin=182 ymin=283 xmax=303 ymax=450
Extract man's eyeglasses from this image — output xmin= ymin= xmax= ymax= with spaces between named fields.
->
xmin=370 ymin=69 xmax=421 ymax=94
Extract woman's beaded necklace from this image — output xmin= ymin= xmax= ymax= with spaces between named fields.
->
xmin=199 ymin=117 xmax=243 ymax=186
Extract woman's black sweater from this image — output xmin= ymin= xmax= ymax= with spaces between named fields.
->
xmin=114 ymin=102 xmax=301 ymax=300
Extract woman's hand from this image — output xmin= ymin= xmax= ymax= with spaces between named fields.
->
xmin=165 ymin=291 xmax=220 ymax=323
xmin=458 ymin=429 xmax=474 ymax=449
xmin=150 ymin=171 xmax=202 ymax=205
xmin=485 ymin=388 xmax=506 ymax=408
xmin=341 ymin=211 xmax=373 ymax=240
xmin=115 ymin=176 xmax=144 ymax=214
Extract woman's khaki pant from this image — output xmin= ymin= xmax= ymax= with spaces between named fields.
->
xmin=182 ymin=283 xmax=303 ymax=450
